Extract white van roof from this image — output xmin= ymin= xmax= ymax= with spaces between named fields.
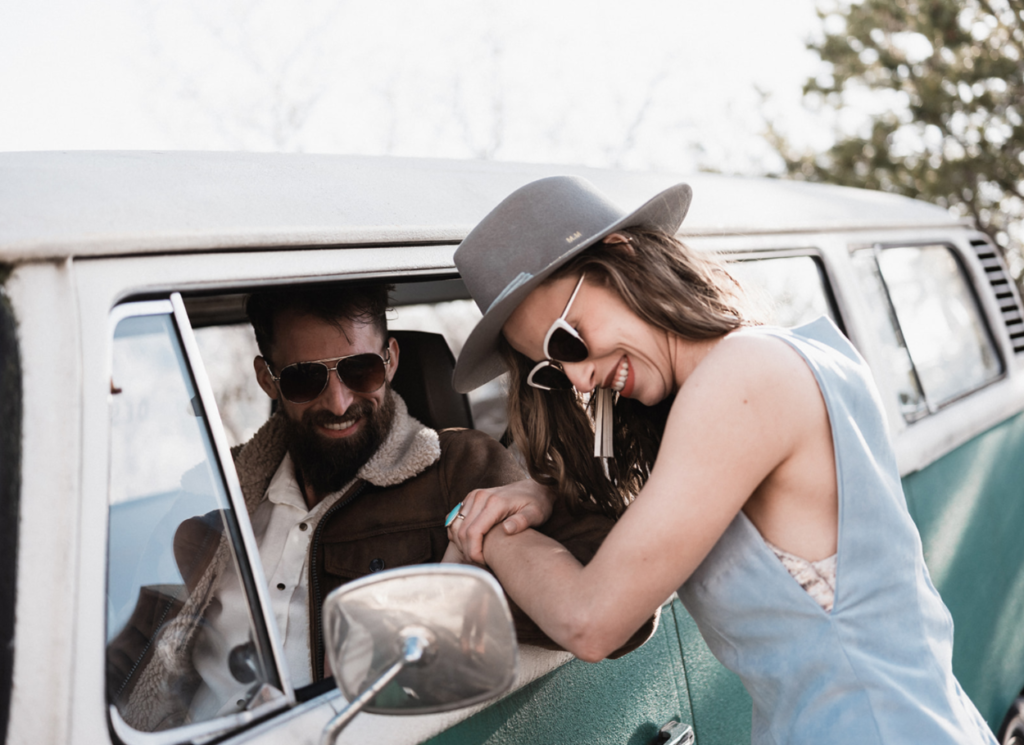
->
xmin=0 ymin=151 xmax=966 ymax=262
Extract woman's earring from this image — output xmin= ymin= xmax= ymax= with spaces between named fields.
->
xmin=594 ymin=388 xmax=615 ymax=479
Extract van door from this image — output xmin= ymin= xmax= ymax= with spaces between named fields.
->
xmin=425 ymin=597 xmax=696 ymax=745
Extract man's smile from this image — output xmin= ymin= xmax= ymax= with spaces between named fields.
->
xmin=317 ymin=415 xmax=363 ymax=438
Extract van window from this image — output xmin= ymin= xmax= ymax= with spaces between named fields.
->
xmin=852 ymin=245 xmax=1002 ymax=418
xmin=728 ymin=255 xmax=837 ymax=329
xmin=106 ymin=307 xmax=281 ymax=733
xmin=849 ymin=251 xmax=929 ymax=420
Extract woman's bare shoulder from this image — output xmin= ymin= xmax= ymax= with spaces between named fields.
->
xmin=691 ymin=329 xmax=814 ymax=397
xmin=654 ymin=330 xmax=825 ymax=497
xmin=648 ymin=330 xmax=817 ymax=528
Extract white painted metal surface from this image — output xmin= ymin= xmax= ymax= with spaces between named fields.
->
xmin=5 ymin=261 xmax=82 ymax=745
xmin=0 ymin=152 xmax=962 ymax=262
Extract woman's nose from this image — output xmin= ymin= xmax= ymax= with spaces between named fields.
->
xmin=563 ymin=361 xmax=596 ymax=394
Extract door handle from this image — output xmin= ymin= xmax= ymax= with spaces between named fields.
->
xmin=649 ymin=719 xmax=695 ymax=745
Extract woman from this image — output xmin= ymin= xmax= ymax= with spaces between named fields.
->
xmin=444 ymin=176 xmax=996 ymax=744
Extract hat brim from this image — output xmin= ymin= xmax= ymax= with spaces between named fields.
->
xmin=452 ymin=182 xmax=692 ymax=393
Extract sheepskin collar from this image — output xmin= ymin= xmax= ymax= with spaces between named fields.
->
xmin=357 ymin=393 xmax=441 ymax=486
xmin=231 ymin=390 xmax=440 ymax=512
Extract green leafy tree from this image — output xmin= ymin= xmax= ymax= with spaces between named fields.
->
xmin=772 ymin=0 xmax=1024 ymax=279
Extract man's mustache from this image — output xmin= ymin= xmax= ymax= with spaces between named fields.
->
xmin=305 ymin=400 xmax=373 ymax=428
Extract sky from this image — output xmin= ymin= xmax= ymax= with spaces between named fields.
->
xmin=0 ymin=0 xmax=832 ymax=177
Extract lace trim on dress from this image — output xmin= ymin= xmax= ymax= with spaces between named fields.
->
xmin=765 ymin=541 xmax=837 ymax=613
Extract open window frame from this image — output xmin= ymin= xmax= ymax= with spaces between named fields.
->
xmin=106 ymin=294 xmax=294 ymax=745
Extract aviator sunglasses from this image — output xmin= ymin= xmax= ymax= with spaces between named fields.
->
xmin=265 ymin=349 xmax=391 ymax=403
xmin=526 ymin=273 xmax=589 ymax=391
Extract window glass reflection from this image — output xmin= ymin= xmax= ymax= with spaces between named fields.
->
xmin=850 ymin=250 xmax=928 ymax=420
xmin=729 ymin=255 xmax=834 ymax=329
xmin=106 ymin=312 xmax=275 ymax=732
xmin=877 ymin=246 xmax=1001 ymax=406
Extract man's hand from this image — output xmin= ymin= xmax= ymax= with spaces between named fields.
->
xmin=441 ymin=540 xmax=474 ymax=565
xmin=447 ymin=479 xmax=555 ymax=564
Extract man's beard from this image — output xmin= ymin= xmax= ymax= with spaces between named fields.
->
xmin=283 ymin=385 xmax=396 ymax=501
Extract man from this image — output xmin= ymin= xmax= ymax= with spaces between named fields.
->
xmin=109 ymin=283 xmax=653 ymax=730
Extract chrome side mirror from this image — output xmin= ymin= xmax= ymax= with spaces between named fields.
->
xmin=319 ymin=565 xmax=518 ymax=745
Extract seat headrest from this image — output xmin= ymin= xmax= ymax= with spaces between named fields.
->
xmin=389 ymin=330 xmax=474 ymax=431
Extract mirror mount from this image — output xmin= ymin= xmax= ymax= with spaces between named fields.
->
xmin=319 ymin=627 xmax=431 ymax=745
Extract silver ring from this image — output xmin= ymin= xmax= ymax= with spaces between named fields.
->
xmin=456 ymin=513 xmax=466 ymax=520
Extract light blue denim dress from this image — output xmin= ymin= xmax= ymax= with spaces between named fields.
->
xmin=677 ymin=317 xmax=997 ymax=744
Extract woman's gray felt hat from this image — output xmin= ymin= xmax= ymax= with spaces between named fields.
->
xmin=452 ymin=176 xmax=693 ymax=393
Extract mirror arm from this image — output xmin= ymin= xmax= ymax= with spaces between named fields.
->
xmin=319 ymin=659 xmax=406 ymax=745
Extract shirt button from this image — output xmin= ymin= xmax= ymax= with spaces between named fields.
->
xmin=277 ymin=582 xmax=286 ymax=590
xmin=299 ymin=523 xmax=308 ymax=531
xmin=369 ymin=558 xmax=385 ymax=572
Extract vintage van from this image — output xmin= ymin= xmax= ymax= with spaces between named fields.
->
xmin=2 ymin=151 xmax=1023 ymax=745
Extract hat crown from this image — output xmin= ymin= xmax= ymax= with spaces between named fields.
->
xmin=455 ymin=176 xmax=624 ymax=316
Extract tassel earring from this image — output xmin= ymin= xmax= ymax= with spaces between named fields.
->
xmin=593 ymin=387 xmax=615 ymax=479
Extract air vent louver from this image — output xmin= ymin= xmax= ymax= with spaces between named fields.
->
xmin=971 ymin=238 xmax=1024 ymax=354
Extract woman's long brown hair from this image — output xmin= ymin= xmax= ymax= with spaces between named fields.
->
xmin=501 ymin=228 xmax=750 ymax=519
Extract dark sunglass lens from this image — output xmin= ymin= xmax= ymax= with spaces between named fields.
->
xmin=337 ymin=354 xmax=386 ymax=393
xmin=279 ymin=363 xmax=330 ymax=403
xmin=546 ymin=327 xmax=588 ymax=363
xmin=530 ymin=364 xmax=574 ymax=390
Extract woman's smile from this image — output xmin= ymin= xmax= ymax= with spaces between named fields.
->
xmin=605 ymin=355 xmax=634 ymax=397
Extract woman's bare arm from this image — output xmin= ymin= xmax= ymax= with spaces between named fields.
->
xmin=454 ymin=334 xmax=820 ymax=661
xmin=453 ymin=479 xmax=556 ymax=563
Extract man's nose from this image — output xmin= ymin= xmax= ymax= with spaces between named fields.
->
xmin=563 ymin=361 xmax=596 ymax=394
xmin=320 ymin=368 xmax=356 ymax=413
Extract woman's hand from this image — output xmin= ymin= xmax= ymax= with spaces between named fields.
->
xmin=448 ymin=479 xmax=556 ymax=564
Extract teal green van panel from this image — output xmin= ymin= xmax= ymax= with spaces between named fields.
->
xmin=424 ymin=615 xmax=691 ymax=745
xmin=671 ymin=600 xmax=752 ymax=745
xmin=901 ymin=411 xmax=1024 ymax=729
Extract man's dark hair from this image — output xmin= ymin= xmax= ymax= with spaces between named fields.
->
xmin=245 ymin=283 xmax=392 ymax=364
